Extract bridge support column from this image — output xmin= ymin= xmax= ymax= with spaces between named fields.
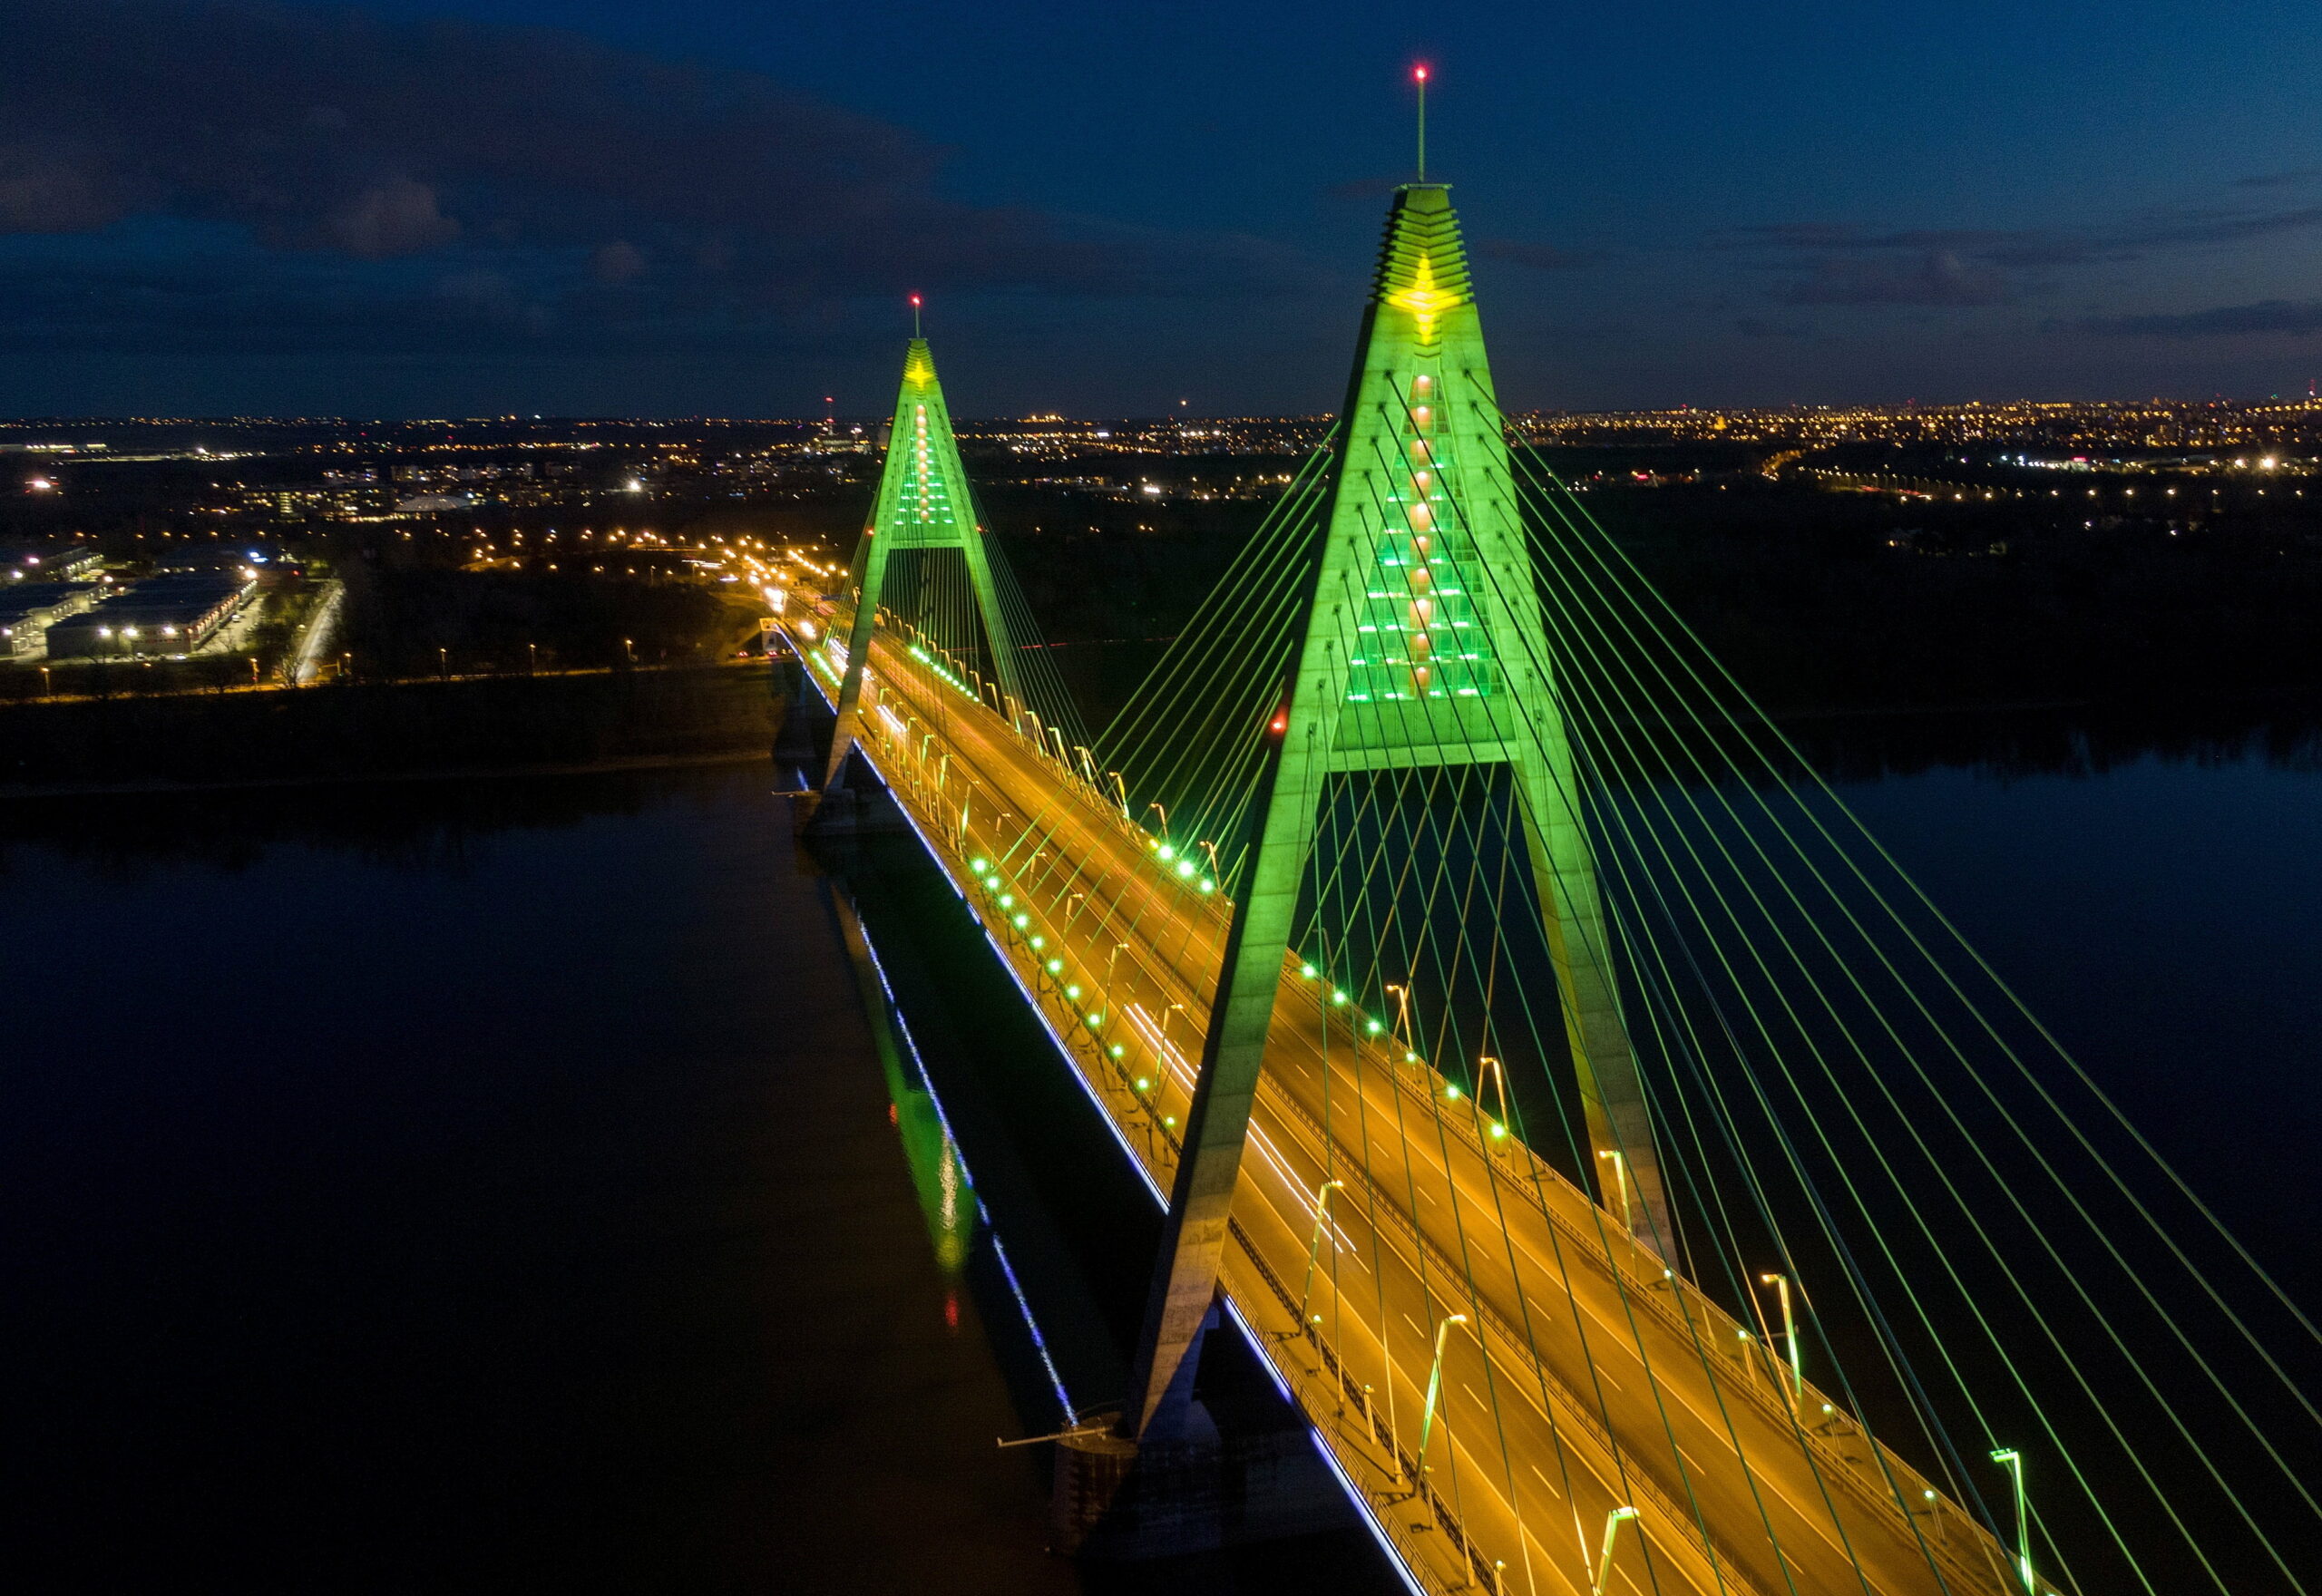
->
xmin=1122 ymin=180 xmax=1677 ymax=1451
xmin=821 ymin=335 xmax=1024 ymax=796
xmin=1050 ymin=1416 xmax=1355 ymax=1559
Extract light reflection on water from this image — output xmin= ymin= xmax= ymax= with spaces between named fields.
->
xmin=5 ymin=706 xmax=2320 ymax=1591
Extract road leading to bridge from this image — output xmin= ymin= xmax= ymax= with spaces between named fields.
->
xmin=788 ymin=599 xmax=2040 ymax=1596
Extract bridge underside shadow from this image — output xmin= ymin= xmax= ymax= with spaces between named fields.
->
xmin=780 ymin=678 xmax=1399 ymax=1581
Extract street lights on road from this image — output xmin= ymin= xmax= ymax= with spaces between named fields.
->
xmin=1596 ymin=1149 xmax=1633 ymax=1235
xmin=1416 ymin=1311 xmax=1469 ymax=1477
xmin=1758 ymin=1272 xmax=1803 ymax=1412
xmin=1385 ymin=982 xmax=1413 ymax=1055
xmin=1478 ymin=1055 xmax=1509 ymax=1141
xmin=1992 ymin=1448 xmax=2033 ymax=1594
xmin=1297 ymin=1178 xmax=1344 ymax=1329
xmin=1592 ymin=1505 xmax=1639 ymax=1595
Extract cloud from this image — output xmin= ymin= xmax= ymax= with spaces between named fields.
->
xmin=327 ymin=178 xmax=460 ymax=258
xmin=1476 ymin=238 xmax=1602 ymax=271
xmin=2076 ymin=298 xmax=2322 ymax=338
xmin=0 ymin=0 xmax=1321 ymax=365
xmin=1719 ymin=190 xmax=2322 ymax=312
xmin=590 ymin=240 xmax=647 ymax=285
xmin=2236 ymin=168 xmax=2322 ymax=190
xmin=1775 ymin=248 xmax=2008 ymax=307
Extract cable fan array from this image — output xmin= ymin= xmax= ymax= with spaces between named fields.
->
xmin=1084 ymin=369 xmax=2322 ymax=1596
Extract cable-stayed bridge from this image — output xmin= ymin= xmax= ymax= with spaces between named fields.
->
xmin=774 ymin=183 xmax=2320 ymax=1596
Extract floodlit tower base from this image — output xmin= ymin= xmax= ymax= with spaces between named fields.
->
xmin=1050 ymin=1412 xmax=1355 ymax=1560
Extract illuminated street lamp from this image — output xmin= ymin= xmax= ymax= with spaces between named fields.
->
xmin=1596 ymin=1149 xmax=1633 ymax=1235
xmin=1297 ymin=1178 xmax=1344 ymax=1328
xmin=1758 ymin=1272 xmax=1803 ymax=1411
xmin=1415 ymin=1311 xmax=1468 ymax=1473
xmin=1991 ymin=1448 xmax=2033 ymax=1594
xmin=1592 ymin=1506 xmax=1639 ymax=1596
xmin=1478 ymin=1055 xmax=1509 ymax=1139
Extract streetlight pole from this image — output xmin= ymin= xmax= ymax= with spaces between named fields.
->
xmin=1385 ymin=982 xmax=1413 ymax=1056
xmin=1297 ymin=1178 xmax=1344 ymax=1331
xmin=1146 ymin=800 xmax=1168 ymax=839
xmin=1478 ymin=1055 xmax=1510 ymax=1134
xmin=1759 ymin=1272 xmax=1802 ymax=1412
xmin=1592 ymin=1505 xmax=1639 ymax=1596
xmin=1596 ymin=1149 xmax=1633 ymax=1235
xmin=1991 ymin=1448 xmax=2032 ymax=1595
xmin=1415 ymin=1311 xmax=1468 ymax=1474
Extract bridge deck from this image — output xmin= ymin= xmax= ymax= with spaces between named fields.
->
xmin=796 ymin=604 xmax=2034 ymax=1596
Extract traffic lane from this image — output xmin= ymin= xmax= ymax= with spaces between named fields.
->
xmin=861 ymin=646 xmax=1980 ymax=1596
xmin=1226 ymin=1093 xmax=1730 ymax=1596
xmin=1263 ymin=1019 xmax=1974 ymax=1596
xmin=872 ymin=653 xmax=1824 ymax=1590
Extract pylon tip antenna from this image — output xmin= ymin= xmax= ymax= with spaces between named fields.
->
xmin=910 ymin=294 xmax=922 ymax=336
xmin=1411 ymin=63 xmax=1429 ymax=182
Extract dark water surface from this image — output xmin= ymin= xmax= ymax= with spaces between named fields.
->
xmin=6 ymin=722 xmax=2321 ymax=1592
xmin=1 ymin=764 xmax=1073 ymax=1595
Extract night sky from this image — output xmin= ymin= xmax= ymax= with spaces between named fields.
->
xmin=7 ymin=0 xmax=2322 ymax=418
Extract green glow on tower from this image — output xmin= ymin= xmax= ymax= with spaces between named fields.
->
xmin=1125 ymin=182 xmax=1671 ymax=1442
xmin=821 ymin=335 xmax=1024 ymax=792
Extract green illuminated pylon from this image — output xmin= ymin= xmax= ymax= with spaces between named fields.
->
xmin=823 ymin=337 xmax=1024 ymax=791
xmin=1127 ymin=184 xmax=1669 ymax=1438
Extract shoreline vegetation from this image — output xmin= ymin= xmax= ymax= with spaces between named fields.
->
xmin=0 ymin=663 xmax=776 ymax=795
xmin=7 ymin=650 xmax=2322 ymax=800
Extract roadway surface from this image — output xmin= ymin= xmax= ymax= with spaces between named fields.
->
xmin=797 ymin=601 xmax=2037 ymax=1596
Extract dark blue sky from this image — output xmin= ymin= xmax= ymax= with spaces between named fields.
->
xmin=5 ymin=0 xmax=2321 ymax=417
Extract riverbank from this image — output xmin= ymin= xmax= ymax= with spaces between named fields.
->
xmin=0 ymin=663 xmax=776 ymax=794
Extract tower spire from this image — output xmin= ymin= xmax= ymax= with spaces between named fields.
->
xmin=818 ymin=333 xmax=1023 ymax=793
xmin=1124 ymin=181 xmax=1672 ymax=1442
xmin=1414 ymin=63 xmax=1428 ymax=182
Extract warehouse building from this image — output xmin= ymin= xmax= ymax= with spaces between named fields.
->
xmin=0 ymin=581 xmax=102 ymax=657
xmin=44 ymin=571 xmax=255 ymax=660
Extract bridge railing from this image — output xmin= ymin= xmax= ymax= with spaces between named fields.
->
xmin=812 ymin=615 xmax=2033 ymax=1596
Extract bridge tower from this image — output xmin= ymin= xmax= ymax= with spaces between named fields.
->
xmin=1125 ymin=183 xmax=1672 ymax=1440
xmin=821 ymin=336 xmax=1025 ymax=793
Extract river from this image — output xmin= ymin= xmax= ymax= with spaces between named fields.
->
xmin=5 ymin=711 xmax=2318 ymax=1592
